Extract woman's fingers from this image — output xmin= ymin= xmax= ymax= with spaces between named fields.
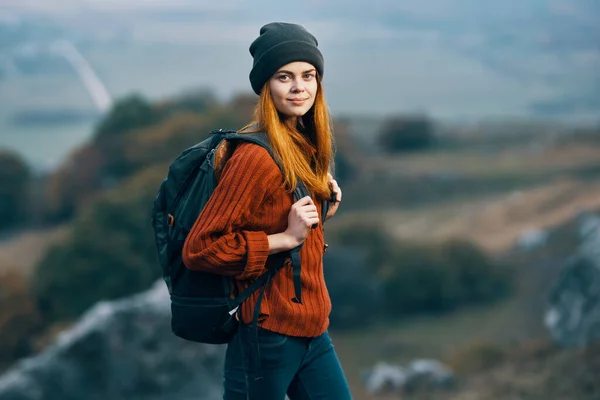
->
xmin=294 ymin=195 xmax=314 ymax=207
xmin=327 ymin=174 xmax=342 ymax=203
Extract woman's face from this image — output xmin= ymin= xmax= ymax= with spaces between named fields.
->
xmin=269 ymin=61 xmax=318 ymax=119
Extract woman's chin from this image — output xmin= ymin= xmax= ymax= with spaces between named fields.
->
xmin=283 ymin=107 xmax=309 ymax=118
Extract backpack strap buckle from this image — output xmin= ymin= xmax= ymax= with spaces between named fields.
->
xmin=167 ymin=214 xmax=175 ymax=227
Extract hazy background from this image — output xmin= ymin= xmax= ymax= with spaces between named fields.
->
xmin=1 ymin=0 xmax=598 ymax=170
xmin=0 ymin=1 xmax=599 ymax=399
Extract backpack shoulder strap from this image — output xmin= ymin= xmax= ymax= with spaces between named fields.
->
xmin=226 ymin=132 xmax=275 ymax=158
xmin=321 ymin=198 xmax=329 ymax=225
xmin=224 ymin=130 xmax=330 ymax=225
xmin=211 ymin=132 xmax=274 ymax=182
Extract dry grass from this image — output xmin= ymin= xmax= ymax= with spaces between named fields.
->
xmin=332 ymin=291 xmax=552 ymax=399
xmin=0 ymin=225 xmax=69 ymax=276
xmin=328 ymin=170 xmax=600 ymax=398
xmin=369 ymin=143 xmax=600 ymax=178
xmin=330 ymin=177 xmax=600 ymax=254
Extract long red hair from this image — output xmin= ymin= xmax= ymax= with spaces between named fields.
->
xmin=240 ymin=77 xmax=334 ymax=201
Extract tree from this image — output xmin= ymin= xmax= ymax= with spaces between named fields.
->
xmin=377 ymin=114 xmax=435 ymax=153
xmin=33 ymin=166 xmax=166 ymax=321
xmin=43 ymin=144 xmax=105 ymax=221
xmin=0 ymin=270 xmax=43 ymax=371
xmin=94 ymin=94 xmax=159 ymax=144
xmin=0 ymin=150 xmax=31 ymax=230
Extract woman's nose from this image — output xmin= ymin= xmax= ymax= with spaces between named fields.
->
xmin=292 ymin=77 xmax=305 ymax=92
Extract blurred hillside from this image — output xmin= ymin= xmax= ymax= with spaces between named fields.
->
xmin=0 ymin=85 xmax=599 ymax=398
xmin=1 ymin=2 xmax=598 ymax=398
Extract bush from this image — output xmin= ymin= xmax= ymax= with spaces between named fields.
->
xmin=104 ymin=112 xmax=211 ymax=181
xmin=323 ymin=246 xmax=381 ymax=330
xmin=0 ymin=150 xmax=31 ymax=230
xmin=326 ymin=221 xmax=395 ymax=272
xmin=327 ymin=222 xmax=512 ymax=317
xmin=94 ymin=94 xmax=160 ymax=144
xmin=0 ymin=270 xmax=43 ymax=371
xmin=381 ymin=238 xmax=512 ymax=315
xmin=43 ymin=144 xmax=105 ymax=221
xmin=33 ymin=166 xmax=166 ymax=321
xmin=377 ymin=114 xmax=435 ymax=153
xmin=331 ymin=121 xmax=359 ymax=185
xmin=333 ymin=150 xmax=354 ymax=185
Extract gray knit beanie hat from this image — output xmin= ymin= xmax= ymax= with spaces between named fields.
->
xmin=249 ymin=22 xmax=324 ymax=95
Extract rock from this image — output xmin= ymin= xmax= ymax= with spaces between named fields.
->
xmin=404 ymin=359 xmax=454 ymax=392
xmin=0 ymin=280 xmax=226 ymax=400
xmin=577 ymin=211 xmax=600 ymax=240
xmin=516 ymin=227 xmax=549 ymax=251
xmin=362 ymin=359 xmax=454 ymax=396
xmin=362 ymin=362 xmax=407 ymax=396
xmin=545 ymin=214 xmax=600 ymax=347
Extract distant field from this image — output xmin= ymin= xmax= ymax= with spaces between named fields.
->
xmin=368 ymin=142 xmax=600 ymax=179
xmin=0 ymin=225 xmax=69 ymax=276
xmin=334 ymin=133 xmax=600 ymax=252
xmin=332 ymin=177 xmax=600 ymax=254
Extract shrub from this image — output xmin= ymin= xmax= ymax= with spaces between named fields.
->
xmin=94 ymin=94 xmax=160 ymax=144
xmin=323 ymin=246 xmax=381 ymax=330
xmin=331 ymin=121 xmax=359 ymax=185
xmin=0 ymin=270 xmax=43 ymax=371
xmin=43 ymin=144 xmax=105 ymax=221
xmin=327 ymin=221 xmax=392 ymax=269
xmin=33 ymin=166 xmax=166 ymax=321
xmin=327 ymin=222 xmax=512 ymax=317
xmin=333 ymin=150 xmax=354 ymax=186
xmin=0 ymin=150 xmax=31 ymax=230
xmin=377 ymin=114 xmax=435 ymax=153
xmin=381 ymin=238 xmax=512 ymax=315
xmin=105 ymin=112 xmax=211 ymax=181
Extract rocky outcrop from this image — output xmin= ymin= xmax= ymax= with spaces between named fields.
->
xmin=0 ymin=281 xmax=225 ymax=400
xmin=362 ymin=359 xmax=454 ymax=396
xmin=545 ymin=212 xmax=600 ymax=347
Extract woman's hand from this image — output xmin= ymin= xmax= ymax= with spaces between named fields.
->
xmin=284 ymin=196 xmax=320 ymax=247
xmin=325 ymin=173 xmax=342 ymax=221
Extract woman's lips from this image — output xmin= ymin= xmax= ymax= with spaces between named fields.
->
xmin=288 ymin=98 xmax=308 ymax=105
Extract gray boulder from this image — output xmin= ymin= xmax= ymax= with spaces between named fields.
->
xmin=362 ymin=359 xmax=454 ymax=396
xmin=545 ymin=213 xmax=600 ymax=347
xmin=0 ymin=280 xmax=225 ymax=400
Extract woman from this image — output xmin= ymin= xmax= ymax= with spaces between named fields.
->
xmin=182 ymin=22 xmax=352 ymax=399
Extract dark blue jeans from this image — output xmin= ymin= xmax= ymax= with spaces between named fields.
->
xmin=223 ymin=324 xmax=353 ymax=399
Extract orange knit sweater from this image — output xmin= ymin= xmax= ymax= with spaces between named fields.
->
xmin=182 ymin=142 xmax=331 ymax=337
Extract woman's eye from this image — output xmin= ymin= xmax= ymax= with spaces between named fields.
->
xmin=278 ymin=75 xmax=290 ymax=81
xmin=303 ymin=74 xmax=315 ymax=79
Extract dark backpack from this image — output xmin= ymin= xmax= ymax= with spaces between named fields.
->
xmin=151 ymin=128 xmax=329 ymax=344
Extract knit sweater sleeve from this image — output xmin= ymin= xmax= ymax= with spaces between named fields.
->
xmin=182 ymin=143 xmax=281 ymax=280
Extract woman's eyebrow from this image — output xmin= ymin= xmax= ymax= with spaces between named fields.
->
xmin=276 ymin=68 xmax=317 ymax=75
